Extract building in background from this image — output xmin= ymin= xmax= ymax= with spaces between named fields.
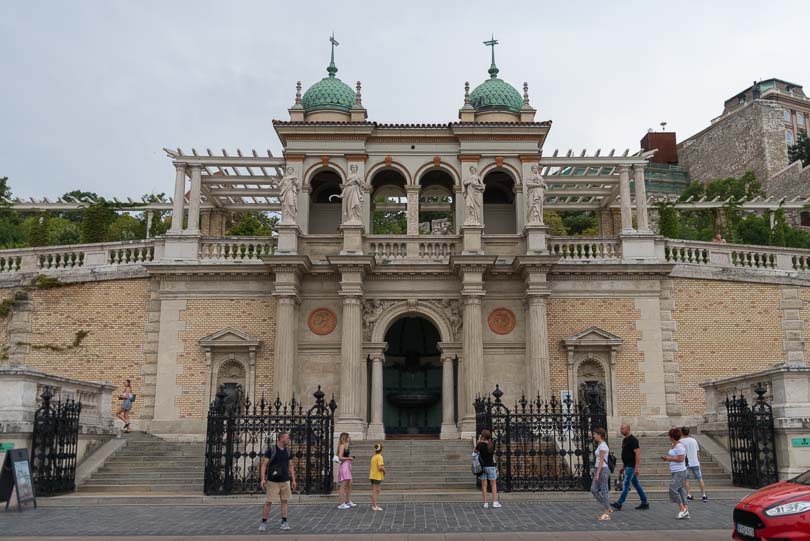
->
xmin=640 ymin=129 xmax=690 ymax=195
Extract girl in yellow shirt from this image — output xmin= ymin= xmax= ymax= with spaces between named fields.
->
xmin=369 ymin=443 xmax=385 ymax=511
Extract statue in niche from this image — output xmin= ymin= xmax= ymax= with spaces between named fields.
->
xmin=526 ymin=165 xmax=548 ymax=225
xmin=279 ymin=166 xmax=299 ymax=225
xmin=462 ymin=165 xmax=484 ymax=226
xmin=339 ymin=164 xmax=368 ymax=225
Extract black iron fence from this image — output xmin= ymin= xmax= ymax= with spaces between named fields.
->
xmin=474 ymin=385 xmax=607 ymax=492
xmin=725 ymin=384 xmax=778 ymax=489
xmin=30 ymin=387 xmax=82 ymax=497
xmin=204 ymin=385 xmax=337 ymax=495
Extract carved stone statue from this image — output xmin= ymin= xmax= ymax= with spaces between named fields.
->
xmin=462 ymin=166 xmax=484 ymax=226
xmin=339 ymin=164 xmax=367 ymax=225
xmin=526 ymin=165 xmax=548 ymax=225
xmin=279 ymin=166 xmax=299 ymax=225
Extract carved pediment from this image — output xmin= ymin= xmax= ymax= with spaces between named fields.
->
xmin=562 ymin=326 xmax=623 ymax=349
xmin=199 ymin=327 xmax=261 ymax=350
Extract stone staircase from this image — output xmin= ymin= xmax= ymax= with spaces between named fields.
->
xmin=80 ymin=432 xmax=205 ymax=493
xmin=630 ymin=435 xmax=731 ymax=489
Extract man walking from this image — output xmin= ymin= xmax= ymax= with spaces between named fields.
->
xmin=611 ymin=423 xmax=649 ymax=511
xmin=259 ymin=432 xmax=297 ymax=531
xmin=680 ymin=427 xmax=708 ymax=502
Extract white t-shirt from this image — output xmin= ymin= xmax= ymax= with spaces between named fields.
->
xmin=668 ymin=443 xmax=687 ymax=473
xmin=595 ymin=442 xmax=609 ymax=469
xmin=680 ymin=437 xmax=700 ymax=467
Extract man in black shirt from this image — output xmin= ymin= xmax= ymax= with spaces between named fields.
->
xmin=259 ymin=432 xmax=296 ymax=531
xmin=611 ymin=423 xmax=650 ymax=510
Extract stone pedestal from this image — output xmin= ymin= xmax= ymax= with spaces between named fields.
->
xmin=461 ymin=225 xmax=484 ymax=255
xmin=769 ymin=366 xmax=810 ymax=478
xmin=275 ymin=224 xmax=301 ymax=254
xmin=524 ymin=224 xmax=549 ymax=254
xmin=339 ymin=223 xmax=365 ymax=255
xmin=161 ymin=234 xmax=200 ymax=261
xmin=620 ymin=232 xmax=657 ymax=260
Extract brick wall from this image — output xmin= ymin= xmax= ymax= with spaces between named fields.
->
xmin=23 ymin=279 xmax=150 ymax=419
xmin=671 ymin=278 xmax=784 ymax=415
xmin=177 ymin=298 xmax=276 ymax=418
xmin=547 ymin=297 xmax=644 ymax=416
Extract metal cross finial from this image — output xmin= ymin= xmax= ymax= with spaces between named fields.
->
xmin=327 ymin=32 xmax=340 ymax=77
xmin=483 ymin=34 xmax=499 ymax=78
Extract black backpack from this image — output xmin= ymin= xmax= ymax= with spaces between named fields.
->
xmin=267 ymin=446 xmax=291 ymax=482
xmin=607 ymin=452 xmax=617 ymax=474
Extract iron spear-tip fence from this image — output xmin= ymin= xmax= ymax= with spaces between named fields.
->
xmin=204 ymin=385 xmax=337 ymax=496
xmin=474 ymin=385 xmax=607 ymax=492
xmin=725 ymin=383 xmax=778 ymax=489
xmin=30 ymin=386 xmax=82 ymax=497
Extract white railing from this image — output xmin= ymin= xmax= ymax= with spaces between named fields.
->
xmin=366 ymin=235 xmax=460 ymax=261
xmin=664 ymin=239 xmax=810 ymax=272
xmin=199 ymin=236 xmax=274 ymax=262
xmin=548 ymin=237 xmax=622 ymax=260
xmin=107 ymin=241 xmax=155 ymax=265
xmin=418 ymin=239 xmax=457 ymax=259
xmin=368 ymin=239 xmax=408 ymax=259
xmin=0 ymin=239 xmax=162 ymax=275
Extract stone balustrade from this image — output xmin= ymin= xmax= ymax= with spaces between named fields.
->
xmin=664 ymin=238 xmax=810 ymax=272
xmin=199 ymin=236 xmax=274 ymax=262
xmin=0 ymin=239 xmax=163 ymax=276
xmin=548 ymin=236 xmax=622 ymax=260
xmin=366 ymin=235 xmax=460 ymax=262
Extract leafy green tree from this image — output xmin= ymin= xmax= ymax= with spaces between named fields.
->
xmin=226 ymin=212 xmax=277 ymax=236
xmin=81 ymin=204 xmax=116 ymax=243
xmin=735 ymin=213 xmax=770 ymax=245
xmin=656 ymin=203 xmax=679 ymax=238
xmin=561 ymin=211 xmax=598 ymax=236
xmin=0 ymin=177 xmax=24 ymax=248
xmin=372 ymin=211 xmax=407 ymax=234
xmin=108 ymin=214 xmax=145 ymax=241
xmin=60 ymin=190 xmax=100 ymax=223
xmin=543 ymin=211 xmax=567 ymax=235
xmin=789 ymin=132 xmax=810 ymax=167
xmin=769 ymin=209 xmax=788 ymax=247
xmin=48 ymin=218 xmax=81 ymax=245
xmin=28 ymin=213 xmax=50 ymax=247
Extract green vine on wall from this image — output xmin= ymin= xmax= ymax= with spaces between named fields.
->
xmin=20 ymin=329 xmax=90 ymax=353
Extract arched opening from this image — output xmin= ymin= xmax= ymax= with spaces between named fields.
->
xmin=216 ymin=358 xmax=247 ymax=410
xmin=371 ymin=169 xmax=407 ymax=235
xmin=309 ymin=170 xmax=342 ymax=233
xmin=483 ymin=170 xmax=516 ymax=234
xmin=382 ymin=316 xmax=445 ymax=436
xmin=577 ymin=359 xmax=607 ymax=414
xmin=419 ymin=170 xmax=455 ymax=235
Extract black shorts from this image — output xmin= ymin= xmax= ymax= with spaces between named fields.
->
xmin=370 ymin=479 xmax=382 ymax=485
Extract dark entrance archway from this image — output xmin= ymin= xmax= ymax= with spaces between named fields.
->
xmin=383 ymin=316 xmax=443 ymax=436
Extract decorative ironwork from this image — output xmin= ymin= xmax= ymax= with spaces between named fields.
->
xmin=30 ymin=386 xmax=82 ymax=497
xmin=474 ymin=385 xmax=607 ymax=492
xmin=204 ymin=385 xmax=337 ymax=495
xmin=725 ymin=384 xmax=778 ymax=489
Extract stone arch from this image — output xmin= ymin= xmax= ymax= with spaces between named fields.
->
xmin=573 ymin=355 xmax=612 ymax=416
xmin=370 ymin=301 xmax=455 ymax=344
xmin=303 ymin=163 xmax=346 ymax=187
xmin=414 ymin=162 xmax=460 ymax=188
xmin=365 ymin=160 xmax=413 ymax=186
xmin=479 ymin=162 xmax=521 ymax=182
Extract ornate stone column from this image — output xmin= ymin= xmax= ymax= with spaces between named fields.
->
xmin=145 ymin=210 xmax=154 ymax=238
xmin=186 ymin=163 xmax=203 ymax=234
xmin=633 ymin=164 xmax=651 ymax=233
xmin=515 ymin=256 xmax=557 ymax=399
xmin=168 ymin=162 xmax=186 ymax=234
xmin=406 ymin=185 xmax=420 ymax=235
xmin=366 ymin=352 xmax=385 ymax=440
xmin=617 ymin=164 xmax=634 ymax=233
xmin=440 ymin=353 xmax=458 ymax=439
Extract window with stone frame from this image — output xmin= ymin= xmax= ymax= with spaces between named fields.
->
xmin=798 ymin=111 xmax=806 ymax=127
xmin=785 ymin=109 xmax=793 ymax=124
xmin=786 ymin=129 xmax=795 ymax=146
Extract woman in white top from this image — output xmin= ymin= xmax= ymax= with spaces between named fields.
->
xmin=591 ymin=427 xmax=612 ymax=521
xmin=661 ymin=427 xmax=690 ymax=519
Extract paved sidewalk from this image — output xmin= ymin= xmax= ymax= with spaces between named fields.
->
xmin=0 ymin=501 xmax=734 ymax=538
xmin=0 ymin=533 xmax=735 ymax=541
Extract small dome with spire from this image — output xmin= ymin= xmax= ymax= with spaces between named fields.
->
xmin=301 ymin=34 xmax=356 ymax=113
xmin=468 ymin=35 xmax=523 ymax=113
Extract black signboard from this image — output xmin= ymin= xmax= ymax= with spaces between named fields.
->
xmin=0 ymin=448 xmax=37 ymax=511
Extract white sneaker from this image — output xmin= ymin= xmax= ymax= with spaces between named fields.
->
xmin=492 ymin=501 xmax=502 ymax=508
xmin=280 ymin=521 xmax=291 ymax=530
xmin=682 ymin=511 xmax=690 ymax=519
xmin=348 ymin=501 xmax=357 ymax=508
xmin=483 ymin=502 xmax=489 ymax=509
xmin=338 ymin=503 xmax=351 ymax=509
xmin=258 ymin=522 xmax=268 ymax=532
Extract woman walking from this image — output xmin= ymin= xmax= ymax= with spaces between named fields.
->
xmin=475 ymin=429 xmax=501 ymax=508
xmin=369 ymin=443 xmax=385 ymax=511
xmin=336 ymin=432 xmax=356 ymax=509
xmin=662 ymin=427 xmax=690 ymax=519
xmin=115 ymin=379 xmax=134 ymax=433
xmin=591 ymin=427 xmax=612 ymax=521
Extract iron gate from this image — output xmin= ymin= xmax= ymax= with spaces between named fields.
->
xmin=30 ymin=386 xmax=82 ymax=496
xmin=204 ymin=385 xmax=337 ymax=495
xmin=474 ymin=385 xmax=607 ymax=492
xmin=725 ymin=384 xmax=778 ymax=489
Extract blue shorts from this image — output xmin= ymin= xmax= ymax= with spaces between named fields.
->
xmin=479 ymin=466 xmax=497 ymax=481
xmin=687 ymin=465 xmax=702 ymax=480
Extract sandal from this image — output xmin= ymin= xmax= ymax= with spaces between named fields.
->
xmin=598 ymin=513 xmax=611 ymax=521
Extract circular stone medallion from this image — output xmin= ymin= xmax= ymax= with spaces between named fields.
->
xmin=488 ymin=308 xmax=516 ymax=335
xmin=308 ymin=308 xmax=337 ymax=336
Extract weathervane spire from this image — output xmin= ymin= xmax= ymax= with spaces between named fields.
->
xmin=327 ymin=32 xmax=340 ymax=77
xmin=483 ymin=33 xmax=499 ymax=78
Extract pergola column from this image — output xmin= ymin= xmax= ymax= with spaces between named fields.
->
xmin=169 ymin=162 xmax=186 ymax=234
xmin=186 ymin=163 xmax=203 ymax=234
xmin=145 ymin=210 xmax=154 ymax=239
xmin=633 ymin=164 xmax=651 ymax=233
xmin=617 ymin=164 xmax=634 ymax=233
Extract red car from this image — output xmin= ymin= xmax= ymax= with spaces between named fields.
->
xmin=733 ymin=469 xmax=810 ymax=540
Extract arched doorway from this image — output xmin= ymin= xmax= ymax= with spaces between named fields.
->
xmin=371 ymin=169 xmax=407 ymax=234
xmin=309 ymin=170 xmax=342 ymax=233
xmin=382 ymin=316 xmax=443 ymax=436
xmin=483 ymin=170 xmax=516 ymax=233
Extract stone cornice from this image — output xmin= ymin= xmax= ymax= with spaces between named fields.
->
xmin=550 ymin=262 xmax=674 ymax=280
xmin=326 ymin=255 xmax=375 ymax=273
xmin=512 ymin=255 xmax=560 ymax=275
xmin=145 ymin=263 xmax=272 ymax=280
xmin=450 ymin=255 xmax=497 ymax=274
xmin=262 ymin=254 xmax=312 ymax=272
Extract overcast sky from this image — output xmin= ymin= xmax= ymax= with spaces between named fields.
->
xmin=2 ymin=0 xmax=808 ymax=199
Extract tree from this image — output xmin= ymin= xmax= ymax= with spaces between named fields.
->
xmin=48 ymin=218 xmax=81 ymax=245
xmin=28 ymin=213 xmax=50 ymax=247
xmin=789 ymin=132 xmax=810 ymax=167
xmin=561 ymin=211 xmax=598 ymax=236
xmin=543 ymin=211 xmax=567 ymax=235
xmin=226 ymin=212 xmax=276 ymax=236
xmin=108 ymin=214 xmax=145 ymax=241
xmin=656 ymin=203 xmax=679 ymax=238
xmin=60 ymin=190 xmax=101 ymax=223
xmin=0 ymin=177 xmax=24 ymax=248
xmin=81 ymin=203 xmax=116 ymax=243
xmin=372 ymin=211 xmax=407 ymax=235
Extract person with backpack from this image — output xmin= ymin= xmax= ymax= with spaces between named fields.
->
xmin=591 ymin=427 xmax=612 ymax=521
xmin=115 ymin=379 xmax=135 ymax=433
xmin=474 ymin=429 xmax=501 ymax=509
xmin=259 ymin=432 xmax=296 ymax=531
xmin=662 ymin=427 xmax=690 ymax=519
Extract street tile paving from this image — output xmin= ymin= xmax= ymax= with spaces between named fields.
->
xmin=0 ymin=501 xmax=734 ymax=536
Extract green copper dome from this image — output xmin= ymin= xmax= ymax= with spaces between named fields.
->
xmin=301 ymin=36 xmax=356 ymax=113
xmin=469 ymin=74 xmax=523 ymax=113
